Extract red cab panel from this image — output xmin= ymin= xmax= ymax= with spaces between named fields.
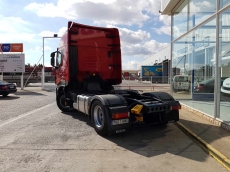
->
xmin=56 ymin=22 xmax=122 ymax=85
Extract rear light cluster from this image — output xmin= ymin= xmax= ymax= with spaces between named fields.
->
xmin=0 ymin=85 xmax=8 ymax=90
xmin=195 ymin=84 xmax=204 ymax=91
xmin=112 ymin=112 xmax=129 ymax=119
xmin=171 ymin=105 xmax=181 ymax=110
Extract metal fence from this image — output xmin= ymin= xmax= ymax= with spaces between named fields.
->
xmin=123 ymin=76 xmax=170 ymax=84
xmin=2 ymin=75 xmax=55 ymax=86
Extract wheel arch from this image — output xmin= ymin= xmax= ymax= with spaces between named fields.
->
xmin=88 ymin=94 xmax=128 ymax=120
xmin=56 ymin=85 xmax=68 ymax=96
xmin=142 ymin=91 xmax=181 ymax=110
xmin=142 ymin=91 xmax=175 ymax=101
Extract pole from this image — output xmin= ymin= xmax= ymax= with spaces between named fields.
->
xmin=42 ymin=37 xmax=45 ymax=89
xmin=21 ymin=74 xmax=24 ymax=90
xmin=151 ymin=76 xmax=153 ymax=86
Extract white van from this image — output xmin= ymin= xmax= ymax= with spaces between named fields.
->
xmin=173 ymin=75 xmax=190 ymax=92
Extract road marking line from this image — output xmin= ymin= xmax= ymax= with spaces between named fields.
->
xmin=0 ymin=102 xmax=56 ymax=128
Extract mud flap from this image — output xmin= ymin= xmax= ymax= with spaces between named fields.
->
xmin=106 ymin=106 xmax=131 ymax=135
xmin=90 ymin=94 xmax=131 ymax=135
xmin=162 ymin=110 xmax=179 ymax=123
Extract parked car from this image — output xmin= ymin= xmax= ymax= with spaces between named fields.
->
xmin=172 ymin=75 xmax=190 ymax=92
xmin=194 ymin=77 xmax=228 ymax=93
xmin=0 ymin=80 xmax=17 ymax=97
xmin=221 ymin=77 xmax=230 ymax=96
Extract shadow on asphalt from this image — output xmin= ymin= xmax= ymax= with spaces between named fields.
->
xmin=14 ymin=91 xmax=46 ymax=96
xmin=60 ymin=109 xmax=230 ymax=163
xmin=0 ymin=95 xmax=20 ymax=100
xmin=62 ymin=110 xmax=92 ymax=126
xmin=178 ymin=118 xmax=230 ymax=147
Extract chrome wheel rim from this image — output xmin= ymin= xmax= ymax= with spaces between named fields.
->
xmin=93 ymin=105 xmax=104 ymax=129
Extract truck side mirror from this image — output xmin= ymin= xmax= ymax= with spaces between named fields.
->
xmin=51 ymin=56 xmax=55 ymax=67
xmin=50 ymin=52 xmax=55 ymax=67
xmin=51 ymin=52 xmax=55 ymax=58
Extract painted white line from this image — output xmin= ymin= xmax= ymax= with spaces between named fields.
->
xmin=0 ymin=102 xmax=56 ymax=128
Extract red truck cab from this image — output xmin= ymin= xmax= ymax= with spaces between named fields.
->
xmin=51 ymin=21 xmax=122 ymax=90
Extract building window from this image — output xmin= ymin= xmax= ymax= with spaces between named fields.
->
xmin=220 ymin=0 xmax=230 ymax=9
xmin=173 ymin=0 xmax=216 ymax=41
xmin=219 ymin=8 xmax=230 ymax=124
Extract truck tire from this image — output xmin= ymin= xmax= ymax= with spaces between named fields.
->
xmin=91 ymin=100 xmax=108 ymax=135
xmin=56 ymin=91 xmax=70 ymax=112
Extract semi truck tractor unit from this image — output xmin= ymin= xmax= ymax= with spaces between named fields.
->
xmin=50 ymin=21 xmax=181 ymax=135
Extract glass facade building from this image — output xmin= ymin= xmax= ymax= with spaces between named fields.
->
xmin=161 ymin=0 xmax=230 ymax=124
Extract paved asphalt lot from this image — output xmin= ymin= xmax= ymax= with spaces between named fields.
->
xmin=0 ymin=82 xmax=228 ymax=172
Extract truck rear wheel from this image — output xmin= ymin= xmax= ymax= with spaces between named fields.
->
xmin=57 ymin=91 xmax=70 ymax=112
xmin=91 ymin=100 xmax=108 ymax=135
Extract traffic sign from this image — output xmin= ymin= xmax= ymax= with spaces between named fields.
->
xmin=0 ymin=43 xmax=23 ymax=52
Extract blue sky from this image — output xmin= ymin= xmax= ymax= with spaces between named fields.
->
xmin=0 ymin=0 xmax=171 ymax=70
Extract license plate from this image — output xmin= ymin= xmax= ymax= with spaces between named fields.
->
xmin=10 ymin=86 xmax=14 ymax=88
xmin=112 ymin=118 xmax=129 ymax=125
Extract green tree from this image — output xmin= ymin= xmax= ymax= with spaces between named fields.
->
xmin=25 ymin=63 xmax=31 ymax=67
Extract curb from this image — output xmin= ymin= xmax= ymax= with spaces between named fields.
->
xmin=181 ymin=104 xmax=230 ymax=132
xmin=175 ymin=121 xmax=230 ymax=171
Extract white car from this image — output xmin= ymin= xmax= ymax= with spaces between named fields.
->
xmin=172 ymin=75 xmax=190 ymax=92
xmin=221 ymin=77 xmax=230 ymax=95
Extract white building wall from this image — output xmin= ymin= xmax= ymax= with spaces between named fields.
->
xmin=138 ymin=45 xmax=171 ymax=69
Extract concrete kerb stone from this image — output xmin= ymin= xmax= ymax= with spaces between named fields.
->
xmin=175 ymin=121 xmax=230 ymax=171
xmin=181 ymin=104 xmax=225 ymax=128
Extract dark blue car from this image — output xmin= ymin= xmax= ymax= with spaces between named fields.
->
xmin=194 ymin=77 xmax=228 ymax=93
xmin=0 ymin=80 xmax=17 ymax=97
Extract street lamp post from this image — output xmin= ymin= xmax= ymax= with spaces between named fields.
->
xmin=42 ymin=34 xmax=60 ymax=89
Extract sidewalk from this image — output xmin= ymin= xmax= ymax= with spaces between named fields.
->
xmin=178 ymin=107 xmax=230 ymax=170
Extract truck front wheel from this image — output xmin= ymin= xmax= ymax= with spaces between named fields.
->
xmin=56 ymin=91 xmax=70 ymax=112
xmin=91 ymin=100 xmax=108 ymax=135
